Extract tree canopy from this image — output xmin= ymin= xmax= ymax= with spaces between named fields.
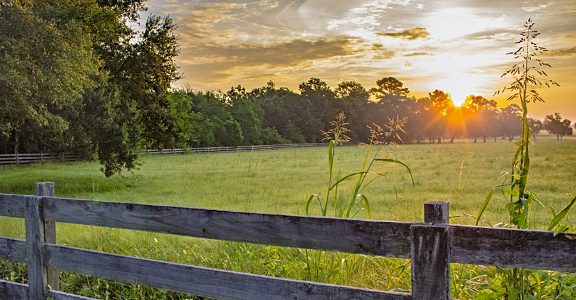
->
xmin=0 ymin=0 xmax=180 ymax=176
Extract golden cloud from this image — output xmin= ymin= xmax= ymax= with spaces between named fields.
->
xmin=544 ymin=47 xmax=576 ymax=57
xmin=404 ymin=51 xmax=432 ymax=57
xmin=377 ymin=27 xmax=429 ymax=40
xmin=178 ymin=37 xmax=367 ymax=88
xmin=186 ymin=37 xmax=362 ymax=67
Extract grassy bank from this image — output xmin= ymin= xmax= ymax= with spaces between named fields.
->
xmin=1 ymin=139 xmax=575 ymax=298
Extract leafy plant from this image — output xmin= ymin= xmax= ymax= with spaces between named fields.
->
xmin=476 ymin=18 xmax=574 ymax=299
xmin=303 ymin=113 xmax=413 ymax=283
xmin=306 ymin=114 xmax=413 ymax=219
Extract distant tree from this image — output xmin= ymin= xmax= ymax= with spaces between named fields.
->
xmin=260 ymin=127 xmax=290 ymax=144
xmin=219 ymin=118 xmax=244 ymax=146
xmin=565 ymin=120 xmax=573 ymax=136
xmin=527 ymin=118 xmax=544 ymax=140
xmin=335 ymin=81 xmax=370 ymax=102
xmin=335 ymin=81 xmax=370 ymax=141
xmin=251 ymin=82 xmax=307 ymax=143
xmin=404 ymin=97 xmax=431 ymax=143
xmin=428 ymin=90 xmax=452 ymax=143
xmin=499 ymin=104 xmax=522 ymax=141
xmin=370 ymin=77 xmax=409 ymax=99
xmin=462 ymin=95 xmax=498 ymax=143
xmin=544 ymin=113 xmax=572 ymax=140
xmin=167 ymin=90 xmax=215 ymax=147
xmin=370 ymin=77 xmax=410 ymax=111
xmin=298 ymin=78 xmax=337 ymax=142
xmin=227 ymin=86 xmax=263 ymax=145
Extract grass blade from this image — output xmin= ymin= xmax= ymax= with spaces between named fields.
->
xmin=547 ymin=195 xmax=576 ymax=231
xmin=374 ymin=158 xmax=415 ymax=187
xmin=306 ymin=194 xmax=322 ymax=216
xmin=358 ymin=194 xmax=372 ymax=219
xmin=328 ymin=172 xmax=368 ymax=191
xmin=476 ymin=189 xmax=495 ymax=226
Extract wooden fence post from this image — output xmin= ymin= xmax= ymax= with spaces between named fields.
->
xmin=35 ymin=182 xmax=59 ymax=290
xmin=25 ymin=196 xmax=48 ymax=299
xmin=411 ymin=201 xmax=451 ymax=300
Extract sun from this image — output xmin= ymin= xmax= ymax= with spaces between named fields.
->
xmin=448 ymin=89 xmax=468 ymax=107
xmin=428 ymin=75 xmax=482 ymax=107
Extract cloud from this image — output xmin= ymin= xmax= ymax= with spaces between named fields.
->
xmin=404 ymin=52 xmax=432 ymax=57
xmin=544 ymin=47 xmax=576 ymax=57
xmin=522 ymin=3 xmax=552 ymax=12
xmin=177 ymin=37 xmax=365 ymax=88
xmin=377 ymin=27 xmax=430 ymax=40
xmin=463 ymin=29 xmax=517 ymax=41
xmin=190 ymin=37 xmax=362 ymax=67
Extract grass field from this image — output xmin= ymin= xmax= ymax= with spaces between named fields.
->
xmin=1 ymin=139 xmax=575 ymax=298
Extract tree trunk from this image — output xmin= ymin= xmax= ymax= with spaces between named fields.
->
xmin=14 ymin=130 xmax=20 ymax=165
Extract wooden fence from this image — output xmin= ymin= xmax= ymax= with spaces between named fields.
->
xmin=0 ymin=153 xmax=80 ymax=165
xmin=0 ymin=183 xmax=574 ymax=299
xmin=141 ymin=143 xmax=327 ymax=155
xmin=0 ymin=144 xmax=325 ymax=166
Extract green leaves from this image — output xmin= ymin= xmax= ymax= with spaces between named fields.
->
xmin=547 ymin=196 xmax=576 ymax=231
xmin=476 ymin=188 xmax=495 ymax=226
xmin=307 ymin=113 xmax=414 ymax=219
xmin=374 ymin=158 xmax=415 ymax=187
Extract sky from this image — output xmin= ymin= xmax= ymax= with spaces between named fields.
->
xmin=141 ymin=0 xmax=576 ymax=121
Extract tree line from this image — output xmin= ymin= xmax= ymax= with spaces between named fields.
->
xmin=1 ymin=1 xmax=573 ymax=176
xmin=163 ymin=77 xmax=573 ymax=148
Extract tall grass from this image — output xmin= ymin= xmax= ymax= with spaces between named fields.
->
xmin=1 ymin=140 xmax=575 ymax=298
xmin=302 ymin=114 xmax=414 ymax=287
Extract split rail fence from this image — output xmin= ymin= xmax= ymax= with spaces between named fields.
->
xmin=141 ymin=143 xmax=327 ymax=155
xmin=0 ymin=153 xmax=79 ymax=165
xmin=0 ymin=183 xmax=574 ymax=299
xmin=0 ymin=144 xmax=326 ymax=166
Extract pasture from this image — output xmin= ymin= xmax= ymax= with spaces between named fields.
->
xmin=0 ymin=139 xmax=575 ymax=298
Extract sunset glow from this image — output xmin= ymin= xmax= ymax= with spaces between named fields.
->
xmin=142 ymin=0 xmax=576 ymax=120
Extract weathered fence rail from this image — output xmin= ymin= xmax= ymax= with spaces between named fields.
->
xmin=0 ymin=183 xmax=575 ymax=299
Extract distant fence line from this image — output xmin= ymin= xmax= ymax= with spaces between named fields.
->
xmin=0 ymin=153 xmax=80 ymax=166
xmin=0 ymin=143 xmax=327 ymax=166
xmin=139 ymin=143 xmax=327 ymax=155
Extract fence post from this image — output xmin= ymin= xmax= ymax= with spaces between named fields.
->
xmin=35 ymin=182 xmax=59 ymax=290
xmin=411 ymin=201 xmax=450 ymax=300
xmin=25 ymin=196 xmax=48 ymax=299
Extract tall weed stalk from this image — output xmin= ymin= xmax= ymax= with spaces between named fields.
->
xmin=303 ymin=113 xmax=413 ymax=285
xmin=476 ymin=18 xmax=575 ymax=299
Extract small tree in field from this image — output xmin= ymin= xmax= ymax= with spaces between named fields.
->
xmin=543 ymin=113 xmax=573 ymax=140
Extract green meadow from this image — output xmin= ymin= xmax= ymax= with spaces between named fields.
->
xmin=1 ymin=139 xmax=575 ymax=298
